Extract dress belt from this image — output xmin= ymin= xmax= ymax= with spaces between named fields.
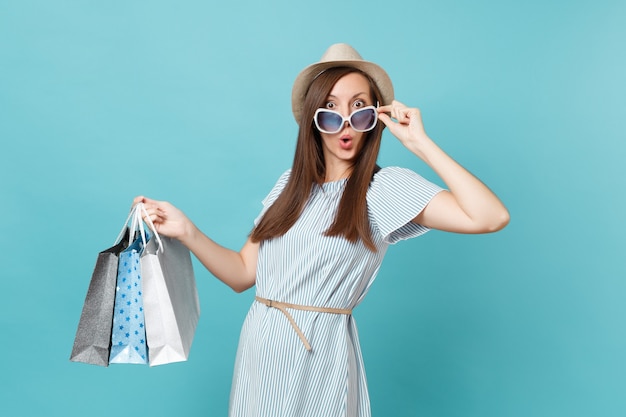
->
xmin=255 ymin=296 xmax=352 ymax=351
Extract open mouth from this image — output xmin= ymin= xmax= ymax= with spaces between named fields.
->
xmin=339 ymin=136 xmax=352 ymax=150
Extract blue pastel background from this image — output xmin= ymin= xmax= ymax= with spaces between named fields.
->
xmin=1 ymin=1 xmax=624 ymax=416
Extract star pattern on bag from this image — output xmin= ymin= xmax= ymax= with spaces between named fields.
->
xmin=110 ymin=248 xmax=148 ymax=363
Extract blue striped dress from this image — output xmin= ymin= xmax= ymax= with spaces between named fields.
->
xmin=229 ymin=166 xmax=443 ymax=417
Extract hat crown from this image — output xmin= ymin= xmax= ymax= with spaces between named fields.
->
xmin=319 ymin=43 xmax=364 ymax=63
xmin=291 ymin=43 xmax=394 ymax=124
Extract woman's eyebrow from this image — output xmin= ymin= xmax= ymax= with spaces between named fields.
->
xmin=325 ymin=92 xmax=368 ymax=100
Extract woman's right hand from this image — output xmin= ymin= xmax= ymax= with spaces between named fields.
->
xmin=133 ymin=196 xmax=195 ymax=242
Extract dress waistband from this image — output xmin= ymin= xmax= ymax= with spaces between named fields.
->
xmin=255 ymin=296 xmax=352 ymax=351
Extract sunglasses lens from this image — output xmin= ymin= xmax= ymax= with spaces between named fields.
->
xmin=350 ymin=108 xmax=377 ymax=131
xmin=316 ymin=111 xmax=343 ymax=133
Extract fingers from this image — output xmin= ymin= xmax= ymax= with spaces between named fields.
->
xmin=134 ymin=195 xmax=160 ymax=206
xmin=377 ymin=112 xmax=394 ymax=128
xmin=132 ymin=195 xmax=164 ymax=211
xmin=377 ymin=100 xmax=429 ymax=147
xmin=142 ymin=200 xmax=165 ymax=219
xmin=377 ymin=100 xmax=419 ymax=125
xmin=377 ymin=99 xmax=407 ymax=113
xmin=131 ymin=195 xmax=165 ymax=222
xmin=142 ymin=206 xmax=167 ymax=232
xmin=132 ymin=196 xmax=144 ymax=210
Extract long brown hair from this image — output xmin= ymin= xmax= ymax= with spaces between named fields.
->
xmin=250 ymin=67 xmax=384 ymax=251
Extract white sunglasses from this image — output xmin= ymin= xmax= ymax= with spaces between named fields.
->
xmin=313 ymin=105 xmax=378 ymax=134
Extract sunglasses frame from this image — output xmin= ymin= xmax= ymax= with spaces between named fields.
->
xmin=313 ymin=105 xmax=378 ymax=134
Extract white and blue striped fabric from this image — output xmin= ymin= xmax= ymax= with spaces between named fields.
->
xmin=229 ymin=167 xmax=444 ymax=417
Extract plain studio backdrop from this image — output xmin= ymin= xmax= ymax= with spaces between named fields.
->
xmin=1 ymin=1 xmax=624 ymax=416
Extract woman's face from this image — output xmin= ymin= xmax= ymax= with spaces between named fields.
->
xmin=317 ymin=72 xmax=374 ymax=178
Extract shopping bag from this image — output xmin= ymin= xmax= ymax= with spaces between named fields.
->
xmin=70 ymin=229 xmax=130 ymax=366
xmin=142 ymin=232 xmax=200 ymax=366
xmin=108 ymin=207 xmax=150 ymax=364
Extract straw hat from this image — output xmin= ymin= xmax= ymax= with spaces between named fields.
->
xmin=291 ymin=43 xmax=394 ymax=124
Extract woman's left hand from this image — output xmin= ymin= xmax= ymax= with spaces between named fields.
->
xmin=378 ymin=100 xmax=510 ymax=234
xmin=377 ymin=100 xmax=431 ymax=155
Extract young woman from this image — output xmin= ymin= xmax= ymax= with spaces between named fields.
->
xmin=136 ymin=43 xmax=509 ymax=417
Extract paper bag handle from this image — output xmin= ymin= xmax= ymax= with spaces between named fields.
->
xmin=137 ymin=202 xmax=163 ymax=253
xmin=113 ymin=203 xmax=163 ymax=253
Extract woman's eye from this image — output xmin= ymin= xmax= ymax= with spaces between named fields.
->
xmin=325 ymin=102 xmax=335 ymax=109
xmin=353 ymin=100 xmax=365 ymax=108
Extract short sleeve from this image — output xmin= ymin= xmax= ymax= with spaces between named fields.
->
xmin=367 ymin=166 xmax=444 ymax=244
xmin=254 ymin=169 xmax=291 ymax=226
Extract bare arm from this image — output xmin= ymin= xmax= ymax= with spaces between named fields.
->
xmin=378 ymin=101 xmax=510 ymax=233
xmin=179 ymin=229 xmax=258 ymax=293
xmin=134 ymin=196 xmax=257 ymax=292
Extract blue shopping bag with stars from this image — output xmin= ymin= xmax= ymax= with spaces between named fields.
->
xmin=109 ymin=208 xmax=151 ymax=364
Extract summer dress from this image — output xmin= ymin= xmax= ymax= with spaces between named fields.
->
xmin=229 ymin=166 xmax=443 ymax=417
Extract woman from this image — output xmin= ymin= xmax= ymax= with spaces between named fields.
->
xmin=136 ymin=43 xmax=509 ymax=417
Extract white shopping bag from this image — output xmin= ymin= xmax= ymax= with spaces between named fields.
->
xmin=138 ymin=205 xmax=201 ymax=366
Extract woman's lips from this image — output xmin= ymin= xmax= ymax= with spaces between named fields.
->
xmin=339 ymin=135 xmax=352 ymax=150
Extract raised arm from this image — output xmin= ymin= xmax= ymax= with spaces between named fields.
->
xmin=378 ymin=101 xmax=510 ymax=234
xmin=134 ymin=196 xmax=257 ymax=292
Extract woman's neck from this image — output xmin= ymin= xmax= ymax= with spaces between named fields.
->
xmin=324 ymin=165 xmax=352 ymax=183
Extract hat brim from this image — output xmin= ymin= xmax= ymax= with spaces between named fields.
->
xmin=291 ymin=59 xmax=394 ymax=124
